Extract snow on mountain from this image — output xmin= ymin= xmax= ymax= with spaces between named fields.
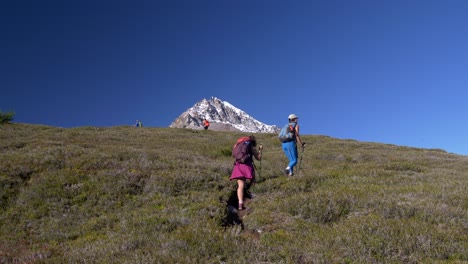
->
xmin=169 ymin=96 xmax=280 ymax=133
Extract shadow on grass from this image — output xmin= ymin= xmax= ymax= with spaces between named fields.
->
xmin=222 ymin=184 xmax=256 ymax=229
xmin=255 ymin=171 xmax=283 ymax=183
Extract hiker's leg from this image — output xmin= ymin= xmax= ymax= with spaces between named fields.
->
xmin=289 ymin=144 xmax=298 ymax=172
xmin=282 ymin=143 xmax=293 ymax=163
xmin=283 ymin=142 xmax=297 ymax=172
xmin=237 ymin=179 xmax=245 ymax=205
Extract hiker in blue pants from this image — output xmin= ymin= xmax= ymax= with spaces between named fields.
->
xmin=282 ymin=140 xmax=298 ymax=173
xmin=281 ymin=114 xmax=305 ymax=176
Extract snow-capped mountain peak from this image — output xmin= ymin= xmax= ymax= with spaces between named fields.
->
xmin=169 ymin=97 xmax=280 ymax=133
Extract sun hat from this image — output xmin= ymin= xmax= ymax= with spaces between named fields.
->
xmin=288 ymin=114 xmax=298 ymax=120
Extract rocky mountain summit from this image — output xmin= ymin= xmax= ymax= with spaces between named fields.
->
xmin=169 ymin=97 xmax=280 ymax=133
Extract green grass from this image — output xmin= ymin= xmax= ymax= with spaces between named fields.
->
xmin=0 ymin=123 xmax=466 ymax=263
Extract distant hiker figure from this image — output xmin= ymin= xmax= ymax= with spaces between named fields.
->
xmin=203 ymin=119 xmax=210 ymax=130
xmin=230 ymin=135 xmax=263 ymax=210
xmin=135 ymin=120 xmax=142 ymax=127
xmin=278 ymin=114 xmax=305 ymax=176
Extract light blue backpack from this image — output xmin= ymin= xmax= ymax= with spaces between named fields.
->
xmin=278 ymin=122 xmax=296 ymax=142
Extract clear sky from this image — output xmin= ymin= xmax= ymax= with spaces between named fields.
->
xmin=1 ymin=0 xmax=468 ymax=155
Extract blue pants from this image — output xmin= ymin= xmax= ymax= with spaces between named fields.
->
xmin=282 ymin=141 xmax=298 ymax=172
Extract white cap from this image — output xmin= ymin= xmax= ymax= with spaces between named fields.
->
xmin=288 ymin=114 xmax=298 ymax=120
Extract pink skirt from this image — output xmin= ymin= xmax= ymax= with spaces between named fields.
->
xmin=230 ymin=162 xmax=255 ymax=180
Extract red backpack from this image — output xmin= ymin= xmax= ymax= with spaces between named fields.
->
xmin=232 ymin=136 xmax=252 ymax=163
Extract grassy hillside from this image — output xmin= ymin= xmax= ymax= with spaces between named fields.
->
xmin=0 ymin=124 xmax=466 ymax=263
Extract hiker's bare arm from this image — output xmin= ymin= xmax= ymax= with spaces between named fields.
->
xmin=295 ymin=125 xmax=305 ymax=146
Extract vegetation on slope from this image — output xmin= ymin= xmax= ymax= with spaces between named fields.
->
xmin=0 ymin=111 xmax=14 ymax=124
xmin=0 ymin=124 xmax=466 ymax=263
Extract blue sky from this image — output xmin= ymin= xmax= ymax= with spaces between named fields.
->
xmin=1 ymin=0 xmax=468 ymax=155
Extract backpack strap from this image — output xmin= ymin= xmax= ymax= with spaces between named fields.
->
xmin=288 ymin=122 xmax=298 ymax=142
xmin=289 ymin=122 xmax=297 ymax=133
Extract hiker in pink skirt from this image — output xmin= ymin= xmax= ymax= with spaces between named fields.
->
xmin=230 ymin=135 xmax=263 ymax=210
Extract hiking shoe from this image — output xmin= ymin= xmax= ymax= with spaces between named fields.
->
xmin=238 ymin=203 xmax=245 ymax=210
xmin=288 ymin=171 xmax=294 ymax=176
xmin=283 ymin=168 xmax=290 ymax=176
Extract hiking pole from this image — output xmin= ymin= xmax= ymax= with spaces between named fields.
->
xmin=249 ymin=144 xmax=262 ymax=190
xmin=258 ymin=143 xmax=262 ymax=180
xmin=297 ymin=144 xmax=305 ymax=176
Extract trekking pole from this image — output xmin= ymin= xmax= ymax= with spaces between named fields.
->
xmin=258 ymin=143 xmax=262 ymax=180
xmin=297 ymin=144 xmax=305 ymax=176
